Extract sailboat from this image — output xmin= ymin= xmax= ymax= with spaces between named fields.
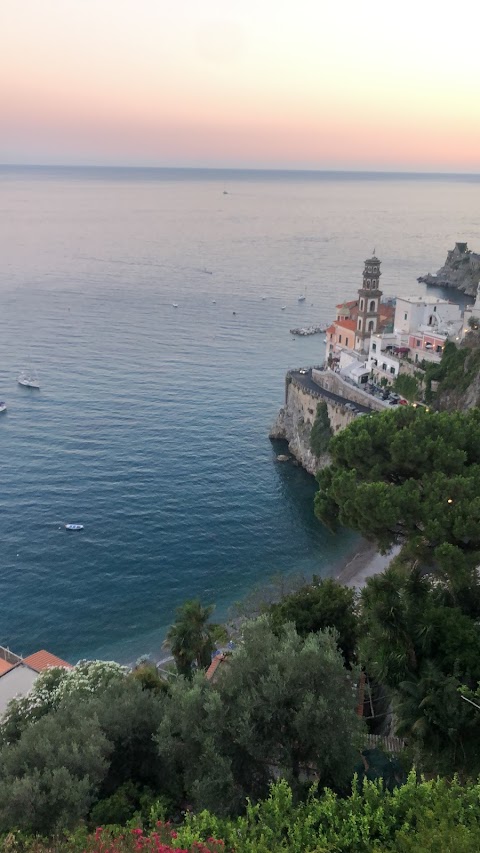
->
xmin=18 ymin=369 xmax=40 ymax=389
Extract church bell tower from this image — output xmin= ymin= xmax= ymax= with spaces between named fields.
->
xmin=354 ymin=254 xmax=383 ymax=353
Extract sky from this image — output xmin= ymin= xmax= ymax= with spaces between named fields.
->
xmin=1 ymin=0 xmax=479 ymax=171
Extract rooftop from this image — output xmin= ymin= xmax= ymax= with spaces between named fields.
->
xmin=23 ymin=650 xmax=73 ymax=672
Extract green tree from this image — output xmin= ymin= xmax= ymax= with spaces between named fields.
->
xmin=158 ymin=618 xmax=364 ymax=815
xmin=315 ymin=406 xmax=480 ymax=556
xmin=165 ymin=600 xmax=218 ymax=677
xmin=310 ymin=401 xmax=332 ymax=456
xmin=393 ymin=373 xmax=419 ymax=402
xmin=268 ymin=577 xmax=358 ymax=666
xmin=0 ymin=705 xmax=110 ymax=834
xmin=359 ymin=564 xmax=480 ymax=774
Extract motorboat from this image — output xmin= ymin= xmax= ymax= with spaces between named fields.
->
xmin=18 ymin=371 xmax=40 ymax=389
xmin=281 ymin=305 xmax=286 ymax=310
xmin=172 ymin=303 xmax=179 ymax=308
xmin=298 ymin=295 xmax=306 ymax=302
xmin=0 ymin=402 xmax=6 ymax=414
xmin=65 ymin=523 xmax=84 ymax=531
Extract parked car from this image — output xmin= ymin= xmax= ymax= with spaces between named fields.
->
xmin=299 ymin=368 xmax=308 ymax=375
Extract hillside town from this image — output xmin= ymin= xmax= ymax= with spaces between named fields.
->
xmin=325 ymin=247 xmax=475 ymax=389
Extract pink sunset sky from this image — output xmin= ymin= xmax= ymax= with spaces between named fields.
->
xmin=2 ymin=0 xmax=479 ymax=171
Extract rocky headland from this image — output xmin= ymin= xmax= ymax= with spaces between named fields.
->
xmin=418 ymin=241 xmax=480 ymax=297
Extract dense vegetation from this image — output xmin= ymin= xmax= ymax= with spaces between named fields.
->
xmin=392 ymin=373 xmax=419 ymax=402
xmin=0 ymin=619 xmax=362 ymax=837
xmin=315 ymin=405 xmax=480 ymax=558
xmin=309 ymin=401 xmax=332 ymax=456
xmin=9 ymin=775 xmax=480 ymax=852
xmin=424 ymin=336 xmax=480 ymax=401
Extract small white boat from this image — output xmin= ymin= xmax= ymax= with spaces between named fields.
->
xmin=172 ymin=303 xmax=179 ymax=308
xmin=0 ymin=402 xmax=6 ymax=414
xmin=65 ymin=523 xmax=84 ymax=531
xmin=18 ymin=371 xmax=40 ymax=389
xmin=281 ymin=306 xmax=286 ymax=310
xmin=298 ymin=295 xmax=306 ymax=302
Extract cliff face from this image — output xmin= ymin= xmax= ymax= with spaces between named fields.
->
xmin=269 ymin=404 xmax=329 ymax=476
xmin=269 ymin=375 xmax=356 ymax=475
xmin=418 ymin=242 xmax=480 ymax=297
xmin=434 ymin=332 xmax=480 ymax=411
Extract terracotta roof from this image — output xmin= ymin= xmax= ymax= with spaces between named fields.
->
xmin=23 ymin=650 xmax=72 ymax=672
xmin=326 ymin=324 xmax=336 ymax=334
xmin=336 ymin=300 xmax=357 ymax=308
xmin=334 ymin=319 xmax=357 ymax=332
xmin=0 ymin=659 xmax=14 ymax=676
xmin=205 ymin=653 xmax=227 ymax=682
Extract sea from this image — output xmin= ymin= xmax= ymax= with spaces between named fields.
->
xmin=0 ymin=166 xmax=479 ymax=664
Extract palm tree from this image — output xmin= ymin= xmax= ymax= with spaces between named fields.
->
xmin=164 ymin=600 xmax=216 ymax=677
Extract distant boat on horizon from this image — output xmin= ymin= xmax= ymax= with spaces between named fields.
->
xmin=0 ymin=402 xmax=6 ymax=414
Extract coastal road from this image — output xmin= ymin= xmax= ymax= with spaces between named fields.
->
xmin=289 ymin=369 xmax=374 ymax=415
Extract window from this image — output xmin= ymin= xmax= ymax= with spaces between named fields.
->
xmin=358 ymin=318 xmax=362 ymax=330
xmin=416 ymin=339 xmax=421 ymax=346
xmin=368 ymin=320 xmax=375 ymax=332
xmin=382 ymin=363 xmax=387 ymax=371
xmin=404 ymin=313 xmax=408 ymax=320
xmin=345 ymin=337 xmax=349 ymax=347
xmin=367 ymin=279 xmax=371 ymax=286
xmin=372 ymin=342 xmax=377 ymax=352
xmin=368 ymin=266 xmax=372 ymax=272
xmin=369 ymin=300 xmax=375 ymax=312
xmin=433 ymin=306 xmax=437 ymax=312
xmin=390 ymin=367 xmax=395 ymax=375
xmin=436 ymin=345 xmax=442 ymax=353
xmin=339 ymin=334 xmax=342 ymax=343
xmin=373 ymin=266 xmax=378 ymax=273
xmin=360 ymin=299 xmax=364 ymax=311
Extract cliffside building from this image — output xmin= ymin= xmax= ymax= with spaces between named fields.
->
xmin=326 ymin=255 xmax=394 ymax=367
xmin=325 ymin=254 xmax=463 ymax=388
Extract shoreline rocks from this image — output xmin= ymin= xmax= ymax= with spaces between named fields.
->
xmin=418 ymin=242 xmax=480 ymax=297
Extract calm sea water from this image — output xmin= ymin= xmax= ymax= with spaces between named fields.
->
xmin=0 ymin=167 xmax=478 ymax=663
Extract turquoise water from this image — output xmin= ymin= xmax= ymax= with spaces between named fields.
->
xmin=0 ymin=167 xmax=478 ymax=663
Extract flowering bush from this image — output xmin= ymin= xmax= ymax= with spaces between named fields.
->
xmin=0 ymin=661 xmax=127 ymax=744
xmin=82 ymin=826 xmax=226 ymax=853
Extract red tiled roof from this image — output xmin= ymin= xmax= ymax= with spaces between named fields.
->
xmin=334 ymin=319 xmax=357 ymax=332
xmin=0 ymin=659 xmax=14 ymax=676
xmin=336 ymin=300 xmax=357 ymax=308
xmin=326 ymin=324 xmax=336 ymax=334
xmin=205 ymin=653 xmax=227 ymax=682
xmin=23 ymin=650 xmax=72 ymax=672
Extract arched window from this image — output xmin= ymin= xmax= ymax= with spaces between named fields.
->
xmin=358 ymin=317 xmax=362 ymax=331
xmin=372 ymin=342 xmax=377 ymax=352
xmin=360 ymin=298 xmax=364 ymax=311
xmin=373 ymin=266 xmax=378 ymax=273
xmin=366 ymin=279 xmax=371 ymax=287
xmin=368 ymin=320 xmax=375 ymax=332
xmin=369 ymin=300 xmax=376 ymax=312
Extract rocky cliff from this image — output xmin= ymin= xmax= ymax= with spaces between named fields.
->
xmin=433 ymin=331 xmax=480 ymax=411
xmin=269 ymin=375 xmax=357 ymax=475
xmin=418 ymin=242 xmax=480 ymax=297
xmin=269 ymin=404 xmax=329 ymax=476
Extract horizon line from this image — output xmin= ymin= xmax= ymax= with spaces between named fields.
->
xmin=1 ymin=163 xmax=480 ymax=178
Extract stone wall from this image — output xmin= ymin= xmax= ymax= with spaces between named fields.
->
xmin=311 ymin=369 xmax=387 ymax=412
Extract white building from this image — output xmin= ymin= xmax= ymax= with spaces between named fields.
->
xmin=394 ymin=296 xmax=462 ymax=337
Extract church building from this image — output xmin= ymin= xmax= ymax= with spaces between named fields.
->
xmin=325 ymin=255 xmax=394 ymax=361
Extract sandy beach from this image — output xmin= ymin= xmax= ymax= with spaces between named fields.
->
xmin=334 ymin=540 xmax=401 ymax=589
